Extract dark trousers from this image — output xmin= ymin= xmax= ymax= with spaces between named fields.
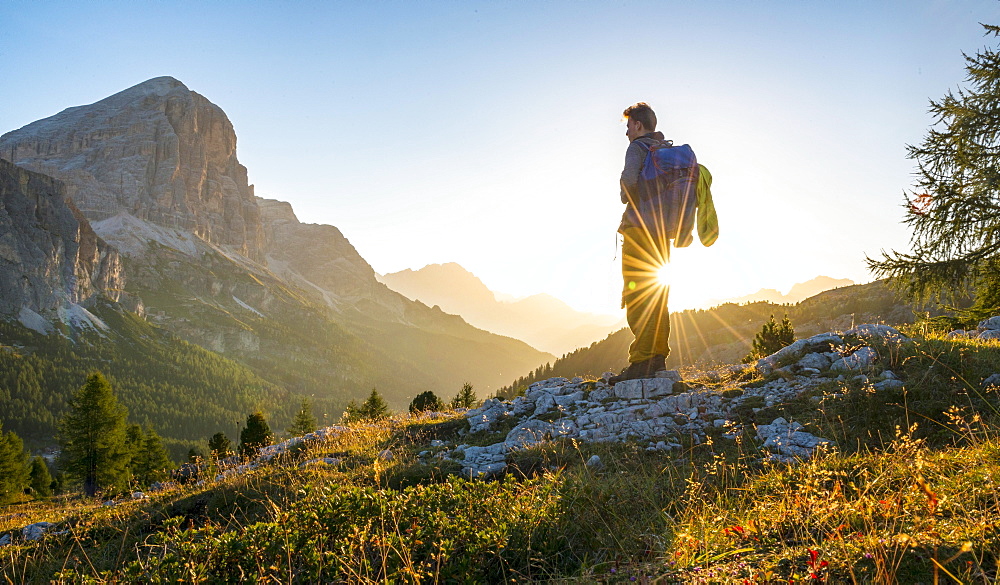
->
xmin=621 ymin=227 xmax=671 ymax=363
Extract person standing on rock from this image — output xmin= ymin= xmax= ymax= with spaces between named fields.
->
xmin=610 ymin=102 xmax=683 ymax=383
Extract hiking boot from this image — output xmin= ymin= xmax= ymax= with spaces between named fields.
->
xmin=648 ymin=354 xmax=666 ymax=375
xmin=608 ymin=357 xmax=656 ymax=384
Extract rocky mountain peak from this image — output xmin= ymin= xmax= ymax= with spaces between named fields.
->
xmin=0 ymin=77 xmax=264 ymax=261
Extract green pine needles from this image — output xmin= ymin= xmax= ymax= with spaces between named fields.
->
xmin=57 ymin=373 xmax=131 ymax=496
xmin=744 ymin=315 xmax=795 ymax=363
xmin=869 ymin=24 xmax=1000 ymax=308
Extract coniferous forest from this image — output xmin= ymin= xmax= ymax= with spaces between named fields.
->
xmin=0 ymin=299 xmax=338 ymax=459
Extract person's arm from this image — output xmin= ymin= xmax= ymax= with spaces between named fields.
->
xmin=620 ymin=141 xmax=646 ymax=203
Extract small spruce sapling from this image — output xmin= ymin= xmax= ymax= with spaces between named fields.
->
xmin=239 ymin=412 xmax=273 ymax=458
xmin=0 ymin=424 xmax=29 ymax=503
xmin=287 ymin=399 xmax=318 ymax=436
xmin=743 ymin=315 xmax=795 ymax=363
xmin=451 ymin=382 xmax=478 ymax=409
xmin=208 ymin=432 xmax=233 ymax=459
xmin=409 ymin=390 xmax=444 ymax=413
xmin=28 ymin=456 xmax=53 ymax=499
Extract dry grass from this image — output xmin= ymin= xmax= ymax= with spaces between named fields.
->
xmin=2 ymin=336 xmax=1000 ymax=583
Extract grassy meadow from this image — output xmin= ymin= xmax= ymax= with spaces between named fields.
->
xmin=2 ymin=327 xmax=999 ymax=583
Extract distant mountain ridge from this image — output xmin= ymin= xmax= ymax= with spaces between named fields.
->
xmin=0 ymin=77 xmax=553 ymax=436
xmin=379 ymin=263 xmax=622 ymax=355
xmin=500 ymin=280 xmax=915 ymax=395
xmin=714 ymin=276 xmax=855 ymax=306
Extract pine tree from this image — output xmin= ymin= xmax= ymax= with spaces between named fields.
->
xmin=58 ymin=372 xmax=131 ymax=496
xmin=239 ymin=412 xmax=273 ymax=458
xmin=0 ymin=424 xmax=29 ymax=503
xmin=208 ymin=432 xmax=233 ymax=459
xmin=130 ymin=427 xmax=173 ymax=486
xmin=359 ymin=389 xmax=390 ymax=421
xmin=341 ymin=400 xmax=361 ymax=423
xmin=451 ymin=382 xmax=478 ymax=409
xmin=744 ymin=315 xmax=795 ymax=363
xmin=409 ymin=390 xmax=444 ymax=413
xmin=868 ymin=24 xmax=1000 ymax=308
xmin=29 ymin=456 xmax=53 ymax=499
xmin=287 ymin=399 xmax=318 ymax=436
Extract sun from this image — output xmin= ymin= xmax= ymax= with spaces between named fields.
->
xmin=656 ymin=264 xmax=670 ymax=287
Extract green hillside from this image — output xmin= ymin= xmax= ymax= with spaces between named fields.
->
xmin=4 ymin=327 xmax=998 ymax=582
xmin=0 ymin=299 xmax=327 ymax=458
xmin=122 ymin=242 xmax=550 ymax=412
xmin=502 ymin=280 xmax=917 ymax=394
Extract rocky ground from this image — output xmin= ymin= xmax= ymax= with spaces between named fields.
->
xmin=443 ymin=323 xmax=920 ymax=477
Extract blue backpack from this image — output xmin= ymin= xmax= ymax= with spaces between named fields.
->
xmin=622 ymin=140 xmax=699 ymax=247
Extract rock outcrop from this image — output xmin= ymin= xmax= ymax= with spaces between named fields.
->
xmin=257 ymin=197 xmax=391 ymax=307
xmin=425 ymin=323 xmax=917 ymax=477
xmin=0 ymin=158 xmax=123 ymax=326
xmin=0 ymin=77 xmax=264 ymax=260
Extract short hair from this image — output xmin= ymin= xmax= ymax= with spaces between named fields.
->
xmin=623 ymin=102 xmax=656 ymax=131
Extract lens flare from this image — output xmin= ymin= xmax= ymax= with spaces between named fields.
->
xmin=656 ymin=264 xmax=670 ymax=287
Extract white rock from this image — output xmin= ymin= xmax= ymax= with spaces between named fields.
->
xmin=533 ymin=393 xmax=556 ymax=415
xmin=875 ymin=379 xmax=905 ymax=391
xmin=655 ymin=369 xmax=682 ymax=382
xmin=830 ymin=346 xmax=877 ymax=372
xmin=378 ymin=449 xmax=393 ymax=460
xmin=979 ymin=329 xmax=1000 ymax=340
xmin=978 ymin=316 xmax=1000 ymax=330
xmin=131 ymin=492 xmax=147 ymax=500
xmin=797 ymin=352 xmax=831 ymax=371
xmin=506 ymin=420 xmax=552 ymax=447
xmin=982 ymin=373 xmax=1000 ymax=389
xmin=589 ymin=387 xmax=612 ymax=402
xmin=0 ymin=534 xmax=9 ymax=546
xmin=613 ymin=378 xmax=675 ymax=400
xmin=300 ymin=457 xmax=341 ymax=468
xmin=845 ymin=324 xmax=907 ymax=343
xmin=22 ymin=522 xmax=55 ymax=541
xmin=511 ymin=396 xmax=535 ymax=416
xmin=555 ymin=391 xmax=585 ymax=408
xmin=585 ymin=455 xmax=604 ymax=470
xmin=613 ymin=379 xmax=645 ymax=400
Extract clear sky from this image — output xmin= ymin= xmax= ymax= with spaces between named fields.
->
xmin=3 ymin=0 xmax=999 ymax=315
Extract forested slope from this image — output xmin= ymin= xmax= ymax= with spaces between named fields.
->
xmin=0 ymin=299 xmax=328 ymax=457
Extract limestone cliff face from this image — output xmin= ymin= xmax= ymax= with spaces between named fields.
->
xmin=257 ymin=197 xmax=404 ymax=313
xmin=0 ymin=77 xmax=263 ymax=261
xmin=0 ymin=158 xmax=124 ymax=318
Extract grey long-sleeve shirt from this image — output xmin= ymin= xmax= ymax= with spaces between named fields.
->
xmin=620 ymin=131 xmax=665 ymax=203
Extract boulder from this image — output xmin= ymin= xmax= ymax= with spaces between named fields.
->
xmin=756 ymin=417 xmax=833 ymax=461
xmin=585 ymin=455 xmax=604 ymax=470
xmin=22 ymin=522 xmax=55 ymax=541
xmin=613 ymin=378 xmax=676 ymax=400
xmin=506 ymin=420 xmax=553 ymax=448
xmin=796 ymin=352 xmax=831 ymax=371
xmin=982 ymin=373 xmax=1000 ymax=390
xmin=845 ymin=324 xmax=907 ymax=343
xmin=978 ymin=316 xmax=1000 ymax=331
xmin=830 ymin=346 xmax=877 ymax=372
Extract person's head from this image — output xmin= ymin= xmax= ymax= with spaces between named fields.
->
xmin=623 ymin=102 xmax=657 ymax=141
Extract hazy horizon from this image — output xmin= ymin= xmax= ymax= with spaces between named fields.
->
xmin=4 ymin=1 xmax=999 ymax=314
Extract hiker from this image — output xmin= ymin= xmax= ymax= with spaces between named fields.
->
xmin=610 ymin=102 xmax=716 ymax=384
